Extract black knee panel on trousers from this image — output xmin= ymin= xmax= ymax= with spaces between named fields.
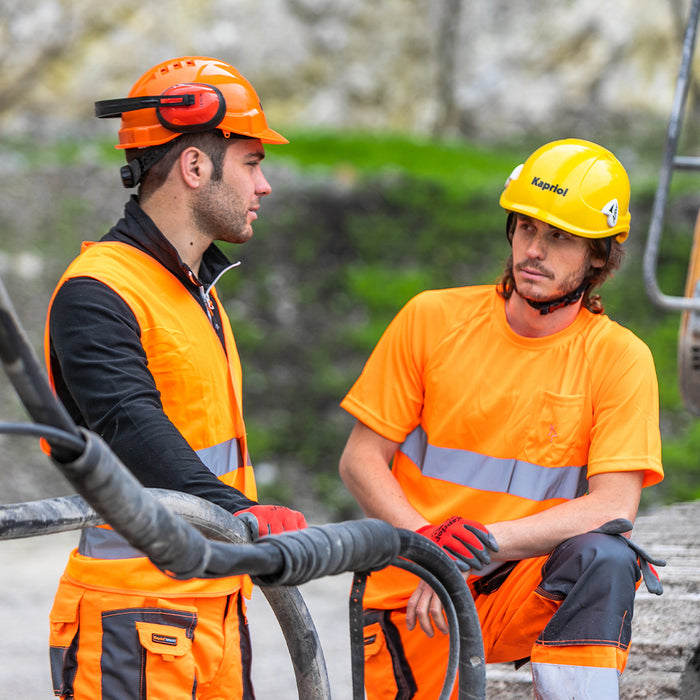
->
xmin=536 ymin=532 xmax=640 ymax=649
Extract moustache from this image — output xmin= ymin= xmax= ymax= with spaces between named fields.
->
xmin=514 ymin=261 xmax=554 ymax=279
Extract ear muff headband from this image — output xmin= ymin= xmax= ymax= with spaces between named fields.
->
xmin=94 ymin=83 xmax=227 ymax=133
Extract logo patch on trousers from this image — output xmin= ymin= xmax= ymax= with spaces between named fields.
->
xmin=152 ymin=633 xmax=178 ymax=646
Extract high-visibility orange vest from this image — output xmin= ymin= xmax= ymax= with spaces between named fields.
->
xmin=45 ymin=241 xmax=256 ymax=596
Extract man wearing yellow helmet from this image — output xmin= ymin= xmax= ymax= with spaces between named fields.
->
xmin=338 ymin=139 xmax=664 ymax=699
xmin=45 ymin=57 xmax=307 ymax=699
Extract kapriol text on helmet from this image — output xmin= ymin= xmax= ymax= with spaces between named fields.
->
xmin=531 ymin=177 xmax=568 ymax=196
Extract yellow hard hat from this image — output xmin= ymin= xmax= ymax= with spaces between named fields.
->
xmin=499 ymin=138 xmax=630 ymax=242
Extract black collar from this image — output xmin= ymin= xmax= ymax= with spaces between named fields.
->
xmin=101 ymin=196 xmax=234 ymax=289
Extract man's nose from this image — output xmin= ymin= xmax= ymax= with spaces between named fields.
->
xmin=257 ymin=172 xmax=272 ymax=197
xmin=526 ymin=234 xmax=546 ymax=258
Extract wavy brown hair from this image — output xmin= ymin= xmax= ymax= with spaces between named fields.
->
xmin=497 ymin=213 xmax=625 ymax=314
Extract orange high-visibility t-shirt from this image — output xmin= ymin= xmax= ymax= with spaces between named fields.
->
xmin=341 ymin=285 xmax=663 ymax=609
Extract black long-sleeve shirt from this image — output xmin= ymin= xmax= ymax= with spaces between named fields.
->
xmin=48 ymin=196 xmax=257 ymax=513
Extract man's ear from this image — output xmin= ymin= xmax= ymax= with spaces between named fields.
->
xmin=591 ymin=245 xmax=610 ymax=269
xmin=179 ymin=147 xmax=211 ymax=188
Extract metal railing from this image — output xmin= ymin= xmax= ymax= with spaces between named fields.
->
xmin=643 ymin=0 xmax=700 ymax=312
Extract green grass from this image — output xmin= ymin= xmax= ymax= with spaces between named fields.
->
xmin=268 ymin=129 xmax=524 ymax=195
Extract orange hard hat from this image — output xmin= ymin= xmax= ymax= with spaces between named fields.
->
xmin=95 ymin=56 xmax=287 ymax=148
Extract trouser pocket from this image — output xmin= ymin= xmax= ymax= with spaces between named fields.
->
xmin=101 ymin=604 xmax=198 ymax=700
xmin=363 ymin=611 xmax=417 ymax=700
xmin=49 ymin=580 xmax=83 ymax=698
xmin=135 ymin=620 xmax=196 ymax=699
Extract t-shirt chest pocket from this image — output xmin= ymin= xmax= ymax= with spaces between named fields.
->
xmin=524 ymin=391 xmax=589 ymax=467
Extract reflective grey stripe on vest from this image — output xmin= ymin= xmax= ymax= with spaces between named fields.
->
xmin=197 ymin=437 xmax=245 ymax=476
xmin=78 ymin=437 xmax=245 ymax=560
xmin=78 ymin=526 xmax=141 ymax=559
xmin=399 ymin=425 xmax=588 ymax=502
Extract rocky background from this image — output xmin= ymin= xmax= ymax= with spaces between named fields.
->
xmin=1 ymin=0 xmax=698 ymax=143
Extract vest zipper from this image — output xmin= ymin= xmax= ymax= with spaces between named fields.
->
xmin=189 ymin=262 xmax=242 ymax=326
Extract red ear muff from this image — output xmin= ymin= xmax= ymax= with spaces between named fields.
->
xmin=156 ymin=83 xmax=226 ymax=132
xmin=95 ymin=82 xmax=227 ymax=134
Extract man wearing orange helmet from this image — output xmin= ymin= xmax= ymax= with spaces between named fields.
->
xmin=338 ymin=139 xmax=664 ymax=699
xmin=45 ymin=57 xmax=307 ymax=699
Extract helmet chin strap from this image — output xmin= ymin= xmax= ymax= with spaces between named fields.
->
xmin=515 ymin=279 xmax=590 ymax=315
xmin=121 ymin=140 xmax=177 ymax=188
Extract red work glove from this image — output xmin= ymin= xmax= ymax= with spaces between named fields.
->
xmin=236 ymin=505 xmax=308 ymax=538
xmin=418 ymin=516 xmax=498 ymax=572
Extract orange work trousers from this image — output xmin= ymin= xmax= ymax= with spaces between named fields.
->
xmin=363 ymin=531 xmax=640 ymax=699
xmin=49 ymin=576 xmax=254 ymax=699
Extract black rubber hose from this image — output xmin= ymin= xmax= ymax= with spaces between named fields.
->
xmin=0 ymin=421 xmax=85 ymax=453
xmin=51 ymin=427 xmax=250 ymax=579
xmin=0 ymin=493 xmax=102 ymax=540
xmin=392 ymin=557 xmax=461 ymax=700
xmin=0 ymin=277 xmax=84 ymax=461
xmin=241 ymin=518 xmax=401 ymax=586
xmin=257 ymin=585 xmax=331 ymax=697
xmin=396 ymin=529 xmax=486 ymax=700
xmin=348 ymin=559 xmax=462 ymax=700
xmin=29 ymin=426 xmax=402 ymax=585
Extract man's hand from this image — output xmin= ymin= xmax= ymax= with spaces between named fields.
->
xmin=236 ymin=505 xmax=308 ymax=538
xmin=418 ymin=516 xmax=498 ymax=571
xmin=406 ymin=579 xmax=458 ymax=637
